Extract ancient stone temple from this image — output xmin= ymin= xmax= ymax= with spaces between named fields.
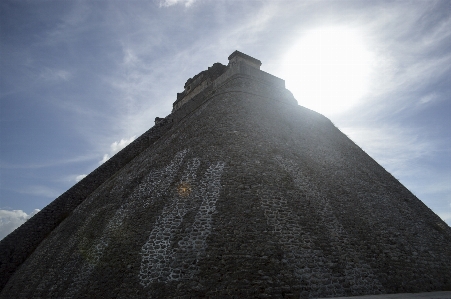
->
xmin=1 ymin=51 xmax=450 ymax=298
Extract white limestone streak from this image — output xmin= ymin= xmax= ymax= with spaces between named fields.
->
xmin=139 ymin=161 xmax=225 ymax=287
xmin=139 ymin=149 xmax=189 ymax=208
xmin=139 ymin=158 xmax=200 ymax=286
xmin=62 ymin=149 xmax=188 ymax=297
xmin=175 ymin=161 xmax=225 ymax=277
xmin=274 ymin=155 xmax=385 ymax=294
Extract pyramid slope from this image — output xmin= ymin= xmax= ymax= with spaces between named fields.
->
xmin=1 ymin=53 xmax=450 ymax=298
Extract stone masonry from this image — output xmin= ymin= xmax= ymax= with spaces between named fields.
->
xmin=1 ymin=51 xmax=450 ymax=298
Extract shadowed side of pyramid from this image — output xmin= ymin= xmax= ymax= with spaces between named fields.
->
xmin=1 ymin=51 xmax=450 ymax=298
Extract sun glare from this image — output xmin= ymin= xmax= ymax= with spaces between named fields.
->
xmin=281 ymin=27 xmax=374 ymax=116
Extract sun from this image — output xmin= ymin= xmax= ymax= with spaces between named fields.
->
xmin=281 ymin=27 xmax=374 ymax=116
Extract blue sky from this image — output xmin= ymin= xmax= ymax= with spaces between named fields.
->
xmin=1 ymin=0 xmax=450 ymax=239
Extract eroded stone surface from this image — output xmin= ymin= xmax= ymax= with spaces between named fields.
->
xmin=1 ymin=52 xmax=450 ymax=299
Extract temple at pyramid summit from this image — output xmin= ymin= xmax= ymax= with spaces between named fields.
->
xmin=1 ymin=51 xmax=450 ymax=298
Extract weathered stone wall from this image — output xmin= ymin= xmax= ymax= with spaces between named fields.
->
xmin=173 ymin=79 xmax=211 ymax=111
xmin=173 ymin=62 xmax=227 ymax=111
xmin=214 ymin=59 xmax=285 ymax=90
xmin=0 ymin=117 xmax=174 ymax=290
xmin=0 ymin=58 xmax=293 ymax=291
xmin=228 ymin=50 xmax=262 ymax=69
xmin=1 ymin=69 xmax=450 ymax=298
xmin=173 ymin=51 xmax=284 ymax=113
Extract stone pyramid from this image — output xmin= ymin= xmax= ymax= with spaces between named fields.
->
xmin=1 ymin=51 xmax=450 ymax=298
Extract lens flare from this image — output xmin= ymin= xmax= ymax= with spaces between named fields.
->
xmin=177 ymin=182 xmax=192 ymax=197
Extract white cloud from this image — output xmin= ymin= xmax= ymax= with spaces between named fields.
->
xmin=0 ymin=209 xmax=40 ymax=240
xmin=100 ymin=154 xmax=110 ymax=164
xmin=99 ymin=136 xmax=136 ymax=164
xmin=159 ymin=0 xmax=197 ymax=7
xmin=75 ymin=174 xmax=87 ymax=182
xmin=111 ymin=137 xmax=136 ymax=153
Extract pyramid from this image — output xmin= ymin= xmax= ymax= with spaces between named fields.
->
xmin=1 ymin=51 xmax=450 ymax=298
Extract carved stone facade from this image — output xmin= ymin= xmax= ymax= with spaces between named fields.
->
xmin=172 ymin=51 xmax=285 ymax=112
xmin=1 ymin=51 xmax=450 ymax=299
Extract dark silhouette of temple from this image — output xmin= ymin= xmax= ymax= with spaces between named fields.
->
xmin=1 ymin=51 xmax=450 ymax=298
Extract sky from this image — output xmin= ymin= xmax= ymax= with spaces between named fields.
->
xmin=0 ymin=0 xmax=450 ymax=240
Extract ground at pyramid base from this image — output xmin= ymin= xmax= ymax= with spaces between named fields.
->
xmin=1 ymin=51 xmax=450 ymax=299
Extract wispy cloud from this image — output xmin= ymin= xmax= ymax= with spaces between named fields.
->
xmin=96 ymin=1 xmax=283 ymax=148
xmin=418 ymin=93 xmax=439 ymax=105
xmin=159 ymin=0 xmax=197 ymax=7
xmin=41 ymin=2 xmax=92 ymax=46
xmin=39 ymin=68 xmax=72 ymax=82
xmin=0 ymin=209 xmax=40 ymax=240
xmin=340 ymin=125 xmax=436 ymax=176
xmin=419 ymin=177 xmax=451 ymax=195
xmin=0 ymin=153 xmax=98 ymax=170
xmin=19 ymin=185 xmax=61 ymax=198
xmin=360 ymin=4 xmax=451 ymax=116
